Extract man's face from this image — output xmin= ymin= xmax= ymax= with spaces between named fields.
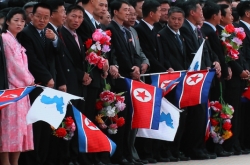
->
xmin=94 ymin=0 xmax=108 ymax=18
xmin=0 ymin=18 xmax=5 ymax=30
xmin=160 ymin=3 xmax=170 ymax=22
xmin=31 ymin=7 xmax=50 ymax=30
xmin=221 ymin=7 xmax=233 ymax=25
xmin=214 ymin=11 xmax=222 ymax=25
xmin=168 ymin=12 xmax=184 ymax=31
xmin=114 ymin=3 xmax=130 ymax=22
xmin=124 ymin=6 xmax=137 ymax=27
xmin=51 ymin=5 xmax=66 ymax=27
xmin=192 ymin=4 xmax=203 ymax=25
xmin=25 ymin=6 xmax=33 ymax=24
xmin=135 ymin=1 xmax=144 ymax=20
xmin=65 ymin=9 xmax=84 ymax=31
xmin=151 ymin=6 xmax=161 ymax=23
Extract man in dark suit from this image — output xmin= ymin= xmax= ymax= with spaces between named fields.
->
xmin=0 ymin=37 xmax=7 ymax=90
xmin=158 ymin=7 xmax=190 ymax=161
xmin=154 ymin=0 xmax=170 ymax=32
xmin=129 ymin=0 xmax=144 ymax=26
xmin=18 ymin=3 xmax=66 ymax=165
xmin=106 ymin=1 xmax=141 ymax=165
xmin=177 ymin=0 xmax=221 ymax=160
xmin=134 ymin=0 xmax=171 ymax=163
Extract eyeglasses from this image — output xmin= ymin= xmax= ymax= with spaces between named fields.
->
xmin=34 ymin=14 xmax=50 ymax=21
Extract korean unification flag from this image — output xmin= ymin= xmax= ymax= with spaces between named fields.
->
xmin=26 ymin=87 xmax=83 ymax=128
xmin=188 ymin=40 xmax=205 ymax=71
xmin=136 ymin=98 xmax=180 ymax=141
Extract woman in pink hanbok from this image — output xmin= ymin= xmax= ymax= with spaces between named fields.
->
xmin=0 ymin=8 xmax=35 ymax=165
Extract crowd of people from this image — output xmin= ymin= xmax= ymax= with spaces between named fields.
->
xmin=0 ymin=0 xmax=250 ymax=165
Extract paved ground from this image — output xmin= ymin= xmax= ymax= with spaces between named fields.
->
xmin=148 ymin=155 xmax=250 ymax=165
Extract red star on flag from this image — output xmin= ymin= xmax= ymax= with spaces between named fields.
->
xmin=136 ymin=90 xmax=148 ymax=100
xmin=189 ymin=75 xmax=201 ymax=83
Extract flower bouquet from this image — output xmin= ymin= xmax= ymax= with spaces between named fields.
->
xmin=51 ymin=116 xmax=76 ymax=140
xmin=85 ymin=29 xmax=112 ymax=72
xmin=95 ymin=82 xmax=126 ymax=134
xmin=220 ymin=24 xmax=246 ymax=63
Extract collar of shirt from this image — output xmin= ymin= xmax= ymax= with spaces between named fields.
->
xmin=240 ymin=20 xmax=250 ymax=30
xmin=167 ymin=24 xmax=180 ymax=35
xmin=204 ymin=21 xmax=217 ymax=32
xmin=85 ymin=10 xmax=95 ymax=26
xmin=49 ymin=22 xmax=58 ymax=32
xmin=63 ymin=25 xmax=77 ymax=36
xmin=135 ymin=20 xmax=140 ymax=24
xmin=95 ymin=21 xmax=100 ymax=25
xmin=112 ymin=19 xmax=125 ymax=31
xmin=186 ymin=19 xmax=197 ymax=31
xmin=218 ymin=24 xmax=224 ymax=29
xmin=141 ymin=19 xmax=154 ymax=30
xmin=30 ymin=22 xmax=43 ymax=34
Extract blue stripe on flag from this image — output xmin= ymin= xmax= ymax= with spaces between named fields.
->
xmin=151 ymin=87 xmax=162 ymax=129
xmin=200 ymin=69 xmax=215 ymax=104
xmin=151 ymin=75 xmax=159 ymax=87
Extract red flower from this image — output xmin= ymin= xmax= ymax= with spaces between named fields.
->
xmin=225 ymin=24 xmax=235 ymax=33
xmin=95 ymin=100 xmax=103 ymax=110
xmin=65 ymin=117 xmax=74 ymax=127
xmin=85 ymin=39 xmax=93 ymax=49
xmin=211 ymin=101 xmax=222 ymax=111
xmin=210 ymin=118 xmax=219 ymax=126
xmin=105 ymin=30 xmax=112 ymax=36
xmin=236 ymin=32 xmax=246 ymax=40
xmin=55 ymin=128 xmax=67 ymax=137
xmin=222 ymin=122 xmax=232 ymax=130
xmin=220 ymin=113 xmax=229 ymax=119
xmin=116 ymin=95 xmax=125 ymax=103
xmin=116 ymin=117 xmax=125 ymax=127
xmin=86 ymin=52 xmax=100 ymax=65
xmin=97 ymin=58 xmax=106 ymax=69
xmin=229 ymin=49 xmax=239 ymax=60
xmin=100 ymin=91 xmax=115 ymax=103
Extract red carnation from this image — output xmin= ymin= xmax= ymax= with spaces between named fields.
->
xmin=55 ymin=128 xmax=67 ymax=138
xmin=220 ymin=113 xmax=229 ymax=119
xmin=222 ymin=122 xmax=232 ymax=130
xmin=225 ymin=24 xmax=235 ymax=33
xmin=116 ymin=95 xmax=125 ymax=103
xmin=65 ymin=117 xmax=74 ymax=127
xmin=116 ymin=117 xmax=125 ymax=127
xmin=236 ymin=32 xmax=246 ymax=40
xmin=210 ymin=118 xmax=219 ymax=126
xmin=95 ymin=100 xmax=104 ymax=110
xmin=85 ymin=39 xmax=93 ymax=49
xmin=85 ymin=52 xmax=100 ymax=65
xmin=97 ymin=58 xmax=106 ymax=69
xmin=105 ymin=30 xmax=112 ymax=36
xmin=100 ymin=91 xmax=115 ymax=103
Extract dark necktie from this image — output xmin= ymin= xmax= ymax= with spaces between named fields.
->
xmin=40 ymin=30 xmax=46 ymax=48
xmin=194 ymin=28 xmax=198 ymax=39
xmin=121 ymin=27 xmax=128 ymax=42
xmin=95 ymin=22 xmax=101 ymax=29
xmin=176 ymin=34 xmax=183 ymax=53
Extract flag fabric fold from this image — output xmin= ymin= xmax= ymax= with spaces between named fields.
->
xmin=0 ymin=86 xmax=35 ymax=109
xmin=151 ymin=71 xmax=185 ymax=96
xmin=136 ymin=98 xmax=180 ymax=141
xmin=125 ymin=78 xmax=162 ymax=130
xmin=26 ymin=87 xmax=82 ymax=128
xmin=72 ymin=105 xmax=116 ymax=155
xmin=175 ymin=69 xmax=215 ymax=108
xmin=188 ymin=39 xmax=205 ymax=71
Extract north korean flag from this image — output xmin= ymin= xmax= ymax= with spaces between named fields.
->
xmin=0 ymin=86 xmax=36 ymax=109
xmin=151 ymin=71 xmax=186 ymax=96
xmin=72 ymin=106 xmax=116 ymax=155
xmin=175 ymin=69 xmax=215 ymax=108
xmin=125 ymin=78 xmax=162 ymax=130
xmin=242 ymin=87 xmax=250 ymax=100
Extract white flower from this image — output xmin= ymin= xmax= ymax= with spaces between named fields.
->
xmin=106 ymin=106 xmax=116 ymax=117
xmin=108 ymin=128 xmax=117 ymax=134
xmin=221 ymin=32 xmax=231 ymax=38
xmin=95 ymin=41 xmax=101 ymax=51
xmin=115 ymin=101 xmax=126 ymax=111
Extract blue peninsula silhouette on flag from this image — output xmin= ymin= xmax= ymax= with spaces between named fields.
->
xmin=160 ymin=112 xmax=174 ymax=129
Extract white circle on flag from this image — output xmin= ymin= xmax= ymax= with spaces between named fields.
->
xmin=84 ymin=118 xmax=99 ymax=131
xmin=133 ymin=88 xmax=152 ymax=102
xmin=160 ymin=80 xmax=171 ymax=89
xmin=186 ymin=73 xmax=204 ymax=85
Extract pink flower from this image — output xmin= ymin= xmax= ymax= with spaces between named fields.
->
xmin=229 ymin=49 xmax=239 ymax=60
xmin=70 ymin=123 xmax=76 ymax=132
xmin=109 ymin=124 xmax=118 ymax=129
xmin=86 ymin=52 xmax=101 ymax=65
xmin=99 ymin=123 xmax=107 ymax=129
xmin=102 ymin=45 xmax=110 ymax=53
xmin=234 ymin=27 xmax=244 ymax=33
xmin=115 ymin=101 xmax=126 ymax=111
xmin=97 ymin=58 xmax=106 ymax=69
xmin=92 ymin=30 xmax=103 ymax=42
xmin=232 ymin=37 xmax=242 ymax=46
xmin=100 ymin=90 xmax=115 ymax=103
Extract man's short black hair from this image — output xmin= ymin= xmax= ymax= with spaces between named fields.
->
xmin=237 ymin=1 xmax=250 ymax=17
xmin=44 ymin=0 xmax=64 ymax=12
xmin=33 ymin=3 xmax=52 ymax=15
xmin=202 ymin=1 xmax=220 ymax=20
xmin=176 ymin=0 xmax=200 ymax=18
xmin=129 ymin=0 xmax=144 ymax=9
xmin=157 ymin=0 xmax=170 ymax=5
xmin=219 ymin=4 xmax=230 ymax=17
xmin=214 ymin=0 xmax=232 ymax=4
xmin=168 ymin=6 xmax=184 ymax=17
xmin=66 ymin=4 xmax=84 ymax=15
xmin=142 ymin=0 xmax=160 ymax=18
xmin=110 ymin=0 xmax=129 ymax=17
xmin=23 ymin=2 xmax=38 ymax=10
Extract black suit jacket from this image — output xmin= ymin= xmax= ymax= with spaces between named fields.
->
xmin=201 ymin=23 xmax=229 ymax=78
xmin=106 ymin=20 xmax=141 ymax=78
xmin=0 ymin=36 xmax=8 ymax=90
xmin=153 ymin=21 xmax=167 ymax=33
xmin=76 ymin=11 xmax=102 ymax=88
xmin=19 ymin=23 xmax=62 ymax=86
xmin=158 ymin=26 xmax=188 ymax=70
xmin=135 ymin=20 xmax=169 ymax=73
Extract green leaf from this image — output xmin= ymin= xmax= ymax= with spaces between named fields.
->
xmin=222 ymin=104 xmax=233 ymax=115
xmin=105 ymin=83 xmax=111 ymax=90
xmin=116 ymin=92 xmax=125 ymax=96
